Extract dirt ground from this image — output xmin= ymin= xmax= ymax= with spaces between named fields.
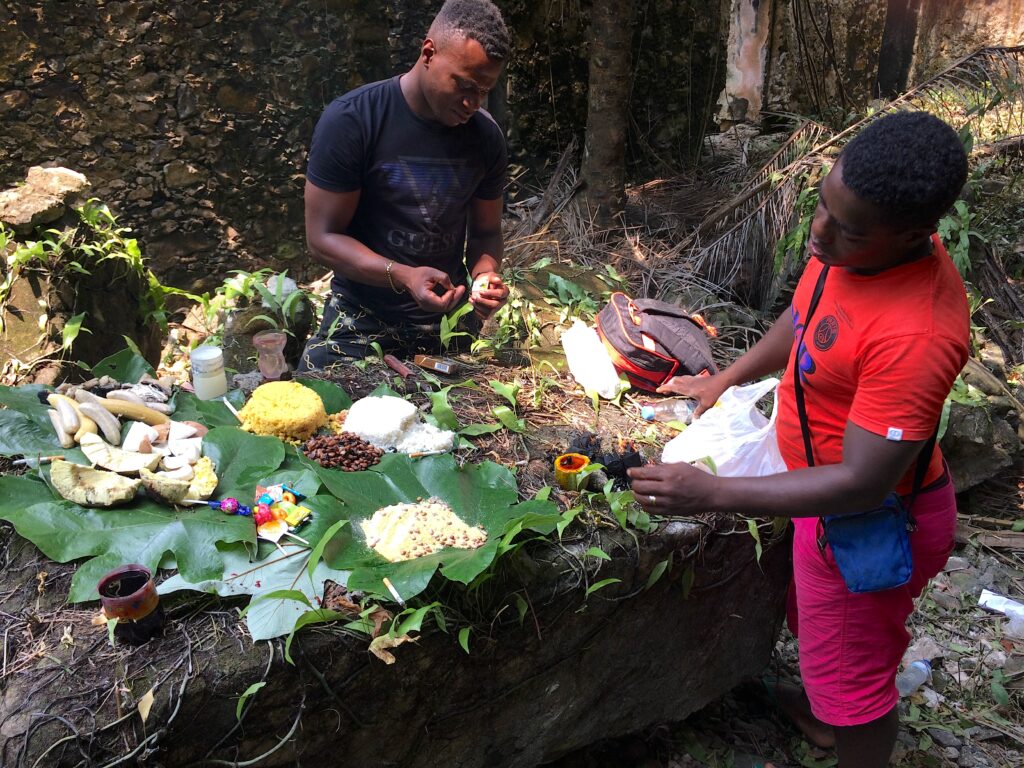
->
xmin=1 ymin=358 xmax=1021 ymax=767
xmin=551 ymin=461 xmax=1024 ymax=768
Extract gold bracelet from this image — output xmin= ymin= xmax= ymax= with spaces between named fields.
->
xmin=385 ymin=260 xmax=402 ymax=294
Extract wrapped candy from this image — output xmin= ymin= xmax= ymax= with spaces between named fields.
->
xmin=253 ymin=484 xmax=312 ymax=543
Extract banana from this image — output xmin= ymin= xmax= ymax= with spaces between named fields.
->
xmin=74 ymin=415 xmax=99 ymax=443
xmin=106 ymin=390 xmax=146 ymax=405
xmin=78 ymin=402 xmax=122 ymax=445
xmin=46 ymin=393 xmax=81 ymax=433
xmin=74 ymin=388 xmax=169 ymax=425
xmin=47 ymin=409 xmax=75 ymax=448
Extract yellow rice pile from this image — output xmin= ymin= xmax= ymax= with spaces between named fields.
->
xmin=237 ymin=381 xmax=328 ymax=441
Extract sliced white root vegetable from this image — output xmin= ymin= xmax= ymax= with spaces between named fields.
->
xmin=168 ymin=421 xmax=198 ymax=441
xmin=168 ymin=437 xmax=203 ymax=463
xmin=122 ymin=422 xmax=160 ymax=453
xmin=160 ymin=454 xmax=193 ymax=471
xmin=157 ymin=465 xmax=194 ymax=481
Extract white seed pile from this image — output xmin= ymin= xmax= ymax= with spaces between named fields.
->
xmin=361 ymin=498 xmax=487 ymax=562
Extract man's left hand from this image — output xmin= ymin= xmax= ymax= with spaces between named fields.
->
xmin=628 ymin=461 xmax=718 ymax=515
xmin=468 ymin=271 xmax=509 ymax=319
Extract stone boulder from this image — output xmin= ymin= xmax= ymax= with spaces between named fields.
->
xmin=0 ymin=166 xmax=90 ymax=235
xmin=942 ymin=401 xmax=1021 ymax=492
xmin=0 ymin=522 xmax=790 ymax=767
xmin=0 ymin=168 xmax=161 ymax=383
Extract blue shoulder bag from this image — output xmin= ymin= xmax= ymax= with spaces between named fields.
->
xmin=792 ymin=265 xmax=934 ymax=594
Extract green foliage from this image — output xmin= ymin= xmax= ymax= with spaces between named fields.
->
xmin=937 ymin=200 xmax=984 ymax=277
xmin=301 ymin=453 xmax=559 ymax=602
xmin=746 ymin=518 xmax=764 ymax=565
xmin=197 ymin=269 xmax=314 ymax=345
xmin=88 ymin=347 xmax=155 ymax=383
xmin=440 ymin=302 xmax=476 ymax=351
xmin=585 ymin=577 xmax=621 ymax=597
xmin=0 ymin=385 xmax=82 ymax=457
xmin=235 ymin=682 xmax=267 ymax=721
xmin=0 ymin=202 xmax=191 ymax=347
xmin=545 ymin=273 xmax=599 ymax=320
xmin=171 ymin=389 xmax=248 ymax=428
xmin=0 ymin=472 xmax=257 ymax=602
xmin=774 ymin=183 xmax=819 ymax=276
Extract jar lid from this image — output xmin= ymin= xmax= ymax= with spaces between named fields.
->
xmin=190 ymin=345 xmax=223 ymax=363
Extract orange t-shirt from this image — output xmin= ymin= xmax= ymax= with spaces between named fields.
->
xmin=776 ymin=236 xmax=969 ymax=492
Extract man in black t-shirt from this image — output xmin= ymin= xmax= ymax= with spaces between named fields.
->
xmin=299 ymin=0 xmax=511 ymax=369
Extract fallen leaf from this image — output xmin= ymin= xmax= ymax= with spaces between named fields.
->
xmin=368 ymin=607 xmax=392 ymax=638
xmin=322 ymin=580 xmax=361 ymax=615
xmin=368 ymin=634 xmax=411 ymax=665
xmin=137 ymin=686 xmax=156 ymax=723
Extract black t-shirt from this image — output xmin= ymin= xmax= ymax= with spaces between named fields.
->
xmin=306 ymin=76 xmax=507 ymax=324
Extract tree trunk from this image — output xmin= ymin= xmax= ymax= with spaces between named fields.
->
xmin=581 ymin=0 xmax=635 ymax=228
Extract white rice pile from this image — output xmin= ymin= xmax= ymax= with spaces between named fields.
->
xmin=343 ymin=395 xmax=455 ymax=454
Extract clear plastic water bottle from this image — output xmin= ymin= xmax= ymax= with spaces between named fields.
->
xmin=895 ymin=659 xmax=932 ymax=696
xmin=640 ymin=399 xmax=695 ymax=425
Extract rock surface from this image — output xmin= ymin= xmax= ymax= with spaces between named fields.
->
xmin=0 ymin=166 xmax=90 ymax=234
xmin=0 ymin=521 xmax=790 ymax=766
xmin=0 ymin=1 xmax=727 ymax=292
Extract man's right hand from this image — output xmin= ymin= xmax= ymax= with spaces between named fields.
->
xmin=399 ymin=265 xmax=466 ymax=314
xmin=657 ymin=373 xmax=732 ymax=418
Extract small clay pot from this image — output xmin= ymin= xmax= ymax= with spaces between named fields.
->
xmin=98 ymin=564 xmax=159 ymax=621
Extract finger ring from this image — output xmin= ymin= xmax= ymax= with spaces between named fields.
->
xmin=648 ymin=495 xmax=656 ymax=504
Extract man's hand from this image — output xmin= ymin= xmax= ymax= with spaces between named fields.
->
xmin=400 ymin=266 xmax=466 ymax=314
xmin=628 ymin=461 xmax=719 ymax=515
xmin=468 ymin=271 xmax=509 ymax=319
xmin=657 ymin=373 xmax=732 ymax=418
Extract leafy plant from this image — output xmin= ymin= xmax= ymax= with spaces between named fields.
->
xmin=774 ymin=183 xmax=819 ymax=275
xmin=937 ymin=200 xmax=984 ymax=277
xmin=0 ymin=201 xmax=194 ymax=349
xmin=440 ymin=302 xmax=476 ymax=351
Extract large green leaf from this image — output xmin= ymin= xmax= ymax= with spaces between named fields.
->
xmin=0 ymin=385 xmax=58 ymax=455
xmin=201 ymin=427 xmax=286 ymax=498
xmin=88 ymin=348 xmax=154 ymax=383
xmin=159 ymin=542 xmax=350 ymax=641
xmin=296 ymin=452 xmax=553 ymax=601
xmin=0 ymin=474 xmax=256 ymax=601
xmin=171 ymin=390 xmax=247 ymax=427
xmin=295 ymin=378 xmax=352 ymax=414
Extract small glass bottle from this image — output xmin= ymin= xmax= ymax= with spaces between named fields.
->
xmin=252 ymin=330 xmax=288 ymax=380
xmin=190 ymin=345 xmax=228 ymax=400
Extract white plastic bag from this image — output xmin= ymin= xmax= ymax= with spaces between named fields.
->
xmin=661 ymin=377 xmax=787 ymax=477
xmin=561 ymin=319 xmax=621 ymax=399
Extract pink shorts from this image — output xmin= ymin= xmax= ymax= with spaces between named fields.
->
xmin=786 ymin=474 xmax=956 ymax=726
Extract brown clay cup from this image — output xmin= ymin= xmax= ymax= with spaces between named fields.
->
xmin=97 ymin=564 xmax=159 ymax=622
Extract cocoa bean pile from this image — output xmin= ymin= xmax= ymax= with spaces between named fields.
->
xmin=303 ymin=432 xmax=383 ymax=471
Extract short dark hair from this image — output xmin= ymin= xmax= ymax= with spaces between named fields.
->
xmin=430 ymin=0 xmax=510 ymax=61
xmin=840 ymin=111 xmax=968 ymax=228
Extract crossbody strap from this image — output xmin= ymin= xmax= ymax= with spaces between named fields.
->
xmin=792 ymin=265 xmax=830 ymax=468
xmin=791 ymin=265 xmax=937 ymax=524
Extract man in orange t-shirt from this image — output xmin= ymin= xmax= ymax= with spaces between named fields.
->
xmin=629 ymin=111 xmax=969 ymax=768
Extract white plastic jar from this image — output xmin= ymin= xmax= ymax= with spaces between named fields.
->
xmin=190 ymin=345 xmax=228 ymax=400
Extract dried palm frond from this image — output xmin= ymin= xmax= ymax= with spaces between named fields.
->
xmin=669 ymin=46 xmax=1024 ymax=311
xmin=663 ymin=120 xmax=829 ymax=309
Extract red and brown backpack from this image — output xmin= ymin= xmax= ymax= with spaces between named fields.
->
xmin=596 ymin=292 xmax=718 ymax=392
